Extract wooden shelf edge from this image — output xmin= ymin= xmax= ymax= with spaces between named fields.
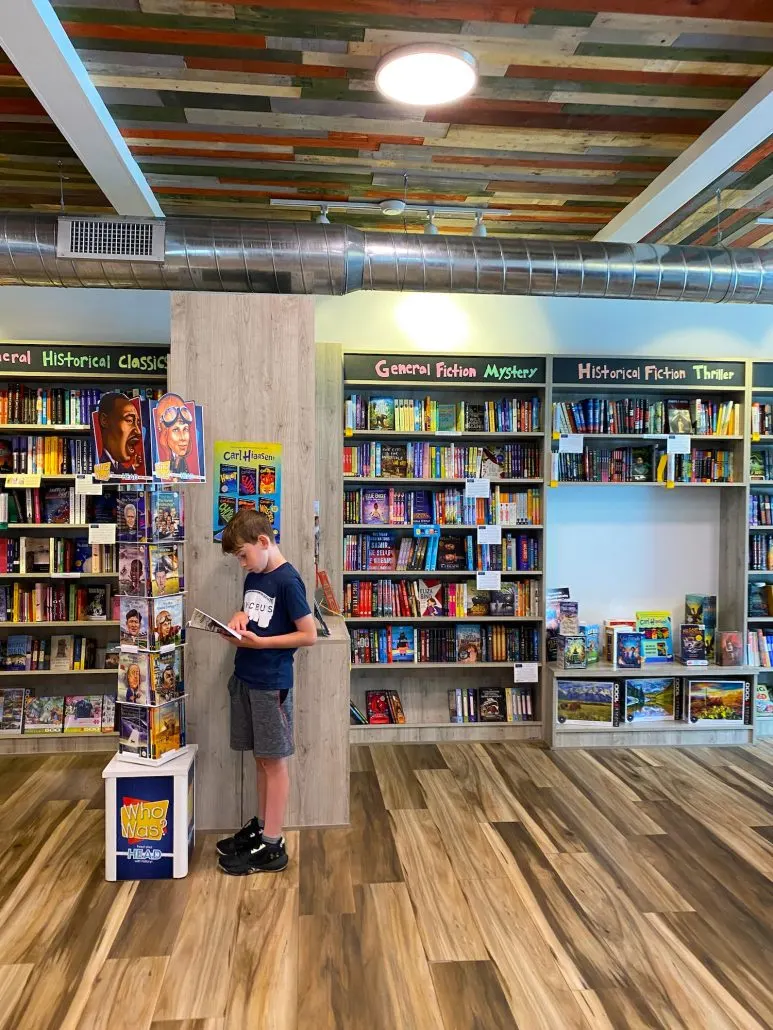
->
xmin=350 ymin=722 xmax=542 ymax=743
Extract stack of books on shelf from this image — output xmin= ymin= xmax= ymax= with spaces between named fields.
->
xmin=0 ymin=537 xmax=116 ymax=575
xmin=553 ymin=445 xmax=734 ymax=484
xmin=0 ymin=583 xmax=109 ymax=623
xmin=0 ymin=689 xmax=117 ymax=736
xmin=2 ymin=487 xmax=115 ymax=525
xmin=552 ymin=396 xmax=738 ymax=436
xmin=0 ymin=383 xmax=164 ymax=427
xmin=750 ymin=452 xmax=773 ymax=481
xmin=350 ymin=622 xmax=540 ymax=665
xmin=115 ymin=488 xmax=187 ymax=762
xmin=0 ymin=436 xmax=97 ymax=475
xmin=343 ymin=441 xmax=542 ymax=479
xmin=343 ymin=531 xmax=541 ymax=573
xmin=449 ymin=685 xmax=535 ymax=723
xmin=345 ymin=394 xmax=542 ymax=433
xmin=749 ymin=535 xmax=773 ymax=571
xmin=344 ymin=577 xmax=540 ymax=618
xmin=344 ymin=485 xmax=542 ymax=526
xmin=749 ymin=494 xmax=773 ymax=527
xmin=752 ymin=402 xmax=773 ymax=437
xmin=352 ymin=690 xmax=406 ymax=725
xmin=0 ymin=632 xmax=112 ymax=670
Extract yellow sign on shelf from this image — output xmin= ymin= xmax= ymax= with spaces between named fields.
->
xmin=549 ymin=480 xmax=558 ymax=488
xmin=5 ymin=473 xmax=41 ymax=488
xmin=666 ymin=481 xmax=675 ymax=489
xmin=753 ymin=432 xmax=761 ymax=442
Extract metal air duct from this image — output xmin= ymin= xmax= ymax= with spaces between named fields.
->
xmin=0 ymin=214 xmax=770 ymax=303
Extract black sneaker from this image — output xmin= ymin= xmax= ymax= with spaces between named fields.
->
xmin=216 ymin=816 xmax=262 ymax=858
xmin=218 ymin=837 xmax=288 ymax=875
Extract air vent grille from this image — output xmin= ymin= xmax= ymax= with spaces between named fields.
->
xmin=56 ymin=217 xmax=165 ymax=262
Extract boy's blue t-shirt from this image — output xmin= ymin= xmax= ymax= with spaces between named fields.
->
xmin=234 ymin=562 xmax=311 ymax=690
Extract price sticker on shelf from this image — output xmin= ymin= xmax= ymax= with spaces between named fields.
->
xmin=549 ymin=480 xmax=558 ymax=488
xmin=753 ymin=432 xmax=761 ymax=442
xmin=552 ymin=431 xmax=560 ymax=440
xmin=476 ymin=571 xmax=501 ymax=590
xmin=89 ymin=523 xmax=116 ymax=545
xmin=666 ymin=434 xmax=691 ymax=455
xmin=345 ymin=427 xmax=353 ymax=437
xmin=477 ymin=525 xmax=501 ymax=545
xmin=75 ymin=474 xmax=102 ymax=496
xmin=5 ymin=473 xmax=41 ymax=488
xmin=435 ymin=430 xmax=460 ymax=436
xmin=666 ymin=480 xmax=676 ymax=489
xmin=514 ymin=662 xmax=539 ymax=683
xmin=51 ymin=572 xmax=80 ymax=578
xmin=558 ymin=433 xmax=583 ymax=454
xmin=465 ymin=477 xmax=490 ymax=499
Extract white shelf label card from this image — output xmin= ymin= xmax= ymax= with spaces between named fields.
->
xmin=477 ymin=525 xmax=502 ymax=545
xmin=558 ymin=433 xmax=584 ymax=454
xmin=75 ymin=474 xmax=102 ymax=496
xmin=465 ymin=477 xmax=491 ymax=499
xmin=667 ymin=434 xmax=691 ymax=455
xmin=476 ymin=571 xmax=501 ymax=590
xmin=514 ymin=662 xmax=539 ymax=683
xmin=89 ymin=523 xmax=116 ymax=545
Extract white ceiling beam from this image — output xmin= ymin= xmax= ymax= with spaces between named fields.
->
xmin=0 ymin=0 xmax=162 ymax=217
xmin=595 ymin=68 xmax=773 ymax=244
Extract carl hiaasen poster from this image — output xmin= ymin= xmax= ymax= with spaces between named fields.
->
xmin=212 ymin=441 xmax=282 ymax=543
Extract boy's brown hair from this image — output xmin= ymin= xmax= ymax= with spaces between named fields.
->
xmin=221 ymin=509 xmax=275 ymax=554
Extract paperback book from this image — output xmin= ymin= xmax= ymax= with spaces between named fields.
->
xmin=546 ymin=587 xmax=571 ymax=662
xmin=117 ymin=492 xmax=148 ymax=542
xmin=187 ymin=607 xmax=242 ymax=640
xmin=118 ymin=652 xmax=151 ymax=706
xmin=456 ymin=623 xmax=483 ymax=664
xmin=717 ymin=630 xmax=743 ymax=667
xmin=558 ymin=600 xmax=579 ymax=635
xmin=362 ymin=489 xmax=390 ymax=525
xmin=680 ymin=624 xmax=707 ymax=665
xmin=479 ymin=688 xmax=507 ymax=722
xmin=150 ymin=490 xmax=184 ymax=541
xmin=580 ymin=623 xmax=601 ymax=664
xmin=556 ymin=634 xmax=587 ymax=669
xmin=390 ymin=625 xmax=415 ymax=662
xmin=149 ymin=542 xmax=183 ymax=597
xmin=365 ymin=690 xmax=392 ymax=724
xmin=685 ymin=594 xmax=716 ymax=662
xmin=616 ymin=631 xmax=643 ymax=669
xmin=368 ymin=398 xmax=395 ymax=432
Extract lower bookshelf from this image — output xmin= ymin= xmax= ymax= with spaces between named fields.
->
xmin=0 ymin=731 xmax=117 ymax=754
xmin=350 ymin=721 xmax=542 ymax=744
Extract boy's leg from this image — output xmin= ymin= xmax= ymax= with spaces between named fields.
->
xmin=260 ymin=756 xmax=289 ymax=841
xmin=256 ymin=758 xmax=267 ymax=827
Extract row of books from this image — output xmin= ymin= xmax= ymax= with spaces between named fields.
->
xmin=0 ymin=690 xmax=116 ymax=735
xmin=1 ymin=487 xmax=114 ymax=526
xmin=117 ymin=543 xmax=183 ymax=598
xmin=344 ymin=578 xmax=541 ymax=619
xmin=117 ymin=490 xmax=184 ymax=543
xmin=749 ymin=581 xmax=773 ymax=617
xmin=552 ymin=447 xmax=735 ymax=484
xmin=449 ymin=685 xmax=535 ymax=723
xmin=749 ymin=493 xmax=773 ymax=526
xmin=0 ymin=584 xmax=109 ymax=624
xmin=747 ymin=630 xmax=773 ymax=668
xmin=0 ymin=435 xmax=96 ymax=475
xmin=1 ymin=633 xmax=112 ymax=671
xmin=343 ymin=531 xmax=541 ymax=572
xmin=552 ymin=397 xmax=738 ymax=437
xmin=118 ymin=647 xmax=184 ymax=707
xmin=350 ymin=690 xmax=405 ymax=724
xmin=750 ymin=451 xmax=773 ymax=481
xmin=557 ymin=677 xmax=753 ymax=728
xmin=343 ymin=442 xmax=542 ymax=480
xmin=350 ymin=623 xmax=540 ymax=664
xmin=345 ymin=395 xmax=542 ymax=434
xmin=343 ymin=486 xmax=542 ymax=527
xmin=749 ymin=537 xmax=773 ymax=571
xmin=752 ymin=403 xmax=773 ymax=438
xmin=557 ymin=622 xmax=737 ymax=671
xmin=0 ymin=384 xmax=163 ymax=427
xmin=1 ymin=537 xmax=116 ymax=575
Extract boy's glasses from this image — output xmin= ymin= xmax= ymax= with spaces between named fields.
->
xmin=160 ymin=405 xmax=193 ymax=428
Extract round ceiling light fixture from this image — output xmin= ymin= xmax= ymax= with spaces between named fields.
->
xmin=380 ymin=199 xmax=406 ymax=216
xmin=375 ymin=44 xmax=477 ymax=107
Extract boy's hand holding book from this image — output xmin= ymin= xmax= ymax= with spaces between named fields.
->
xmin=228 ymin=611 xmax=250 ymax=633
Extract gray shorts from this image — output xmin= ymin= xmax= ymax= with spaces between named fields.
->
xmin=228 ymin=674 xmax=295 ymax=758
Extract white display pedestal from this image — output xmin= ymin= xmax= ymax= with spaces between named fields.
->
xmin=103 ymin=744 xmax=197 ymax=881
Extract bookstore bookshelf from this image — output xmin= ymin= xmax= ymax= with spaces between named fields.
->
xmin=0 ymin=342 xmax=168 ymax=754
xmin=748 ymin=360 xmax=773 ymax=737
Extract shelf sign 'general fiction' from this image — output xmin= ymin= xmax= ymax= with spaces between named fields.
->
xmin=344 ymin=353 xmax=546 ymax=384
xmin=553 ymin=357 xmax=745 ymax=387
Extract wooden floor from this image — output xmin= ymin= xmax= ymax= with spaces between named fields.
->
xmin=3 ymin=743 xmax=773 ymax=1029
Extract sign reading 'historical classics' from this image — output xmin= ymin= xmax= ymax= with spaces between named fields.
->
xmin=0 ymin=342 xmax=167 ymax=376
xmin=553 ymin=357 xmax=746 ymax=387
xmin=344 ymin=353 xmax=546 ymax=384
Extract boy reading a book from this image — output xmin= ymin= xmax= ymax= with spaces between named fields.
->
xmin=215 ymin=509 xmax=316 ymax=874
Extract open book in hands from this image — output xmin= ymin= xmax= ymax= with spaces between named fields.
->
xmin=187 ymin=607 xmax=243 ymax=640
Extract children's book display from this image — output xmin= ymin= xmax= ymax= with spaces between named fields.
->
xmin=116 ymin=484 xmax=187 ymax=764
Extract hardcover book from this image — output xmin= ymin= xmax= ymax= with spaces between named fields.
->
xmin=437 ymin=403 xmax=457 ymax=432
xmin=580 ymin=623 xmax=601 ymax=664
xmin=635 ymin=611 xmax=673 ymax=663
xmin=688 ymin=679 xmax=745 ymax=725
xmin=479 ymin=688 xmax=506 ymax=722
xmin=412 ymin=491 xmax=433 ymax=524
xmin=368 ymin=398 xmax=395 ymax=432
xmin=381 ymin=445 xmax=408 ymax=478
xmin=667 ymin=401 xmax=692 ymax=434
xmin=631 ymin=448 xmax=653 ymax=482
xmin=466 ymin=582 xmax=490 ymax=616
xmin=546 ymin=587 xmax=571 ymax=662
xmin=0 ymin=688 xmax=25 ymax=734
xmin=43 ymin=486 xmax=70 ymax=524
xmin=63 ymin=695 xmax=103 ymax=733
xmin=465 ymin=403 xmax=485 ymax=432
xmin=390 ymin=625 xmax=415 ymax=663
xmin=23 ymin=694 xmax=64 ymax=734
xmin=490 ymin=584 xmax=515 ymax=617
xmin=86 ymin=586 xmax=108 ymax=621
xmin=150 ymin=490 xmax=183 ymax=541
xmin=748 ymin=582 xmax=770 ymax=618
xmin=556 ymin=634 xmax=587 ymax=669
xmin=616 ymin=631 xmax=643 ymax=669
xmin=680 ymin=624 xmax=707 ymax=665
xmin=50 ymin=634 xmax=75 ymax=672
xmin=717 ymin=630 xmax=743 ymax=667
xmin=387 ymin=689 xmax=406 ymax=724
xmin=437 ymin=536 xmax=468 ymax=571
xmin=362 ymin=489 xmax=390 ymax=525
xmin=365 ymin=690 xmax=392 ymax=724
xmin=456 ymin=623 xmax=483 ymax=664
xmin=622 ymin=678 xmax=677 ymax=724
xmin=685 ymin=594 xmax=717 ymax=662
xmin=556 ymin=680 xmax=615 ymax=726
xmin=416 ymin=579 xmax=443 ymax=617
xmin=4 ymin=635 xmax=31 ymax=671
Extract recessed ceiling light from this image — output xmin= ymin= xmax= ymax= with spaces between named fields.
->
xmin=375 ymin=44 xmax=477 ymax=107
xmin=380 ymin=199 xmax=406 ymax=216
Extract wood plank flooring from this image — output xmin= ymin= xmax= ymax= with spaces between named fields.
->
xmin=2 ymin=743 xmax=773 ymax=1029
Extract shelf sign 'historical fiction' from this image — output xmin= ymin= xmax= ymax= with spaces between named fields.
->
xmin=0 ymin=341 xmax=167 ymax=376
xmin=344 ymin=353 xmax=546 ymax=384
xmin=213 ymin=440 xmax=282 ymax=544
xmin=553 ymin=357 xmax=746 ymax=387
